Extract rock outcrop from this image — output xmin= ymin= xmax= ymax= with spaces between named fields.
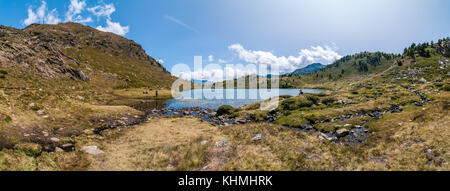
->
xmin=0 ymin=22 xmax=171 ymax=83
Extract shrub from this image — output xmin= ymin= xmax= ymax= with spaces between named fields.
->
xmin=303 ymin=114 xmax=324 ymax=124
xmin=216 ymin=105 xmax=235 ymax=116
xmin=281 ymin=97 xmax=314 ymax=110
xmin=281 ymin=98 xmax=297 ymax=110
xmin=0 ymin=113 xmax=11 ymax=123
xmin=31 ymin=106 xmax=41 ymax=111
xmin=248 ymin=111 xmax=269 ymax=122
xmin=443 ymin=84 xmax=450 ymax=91
xmin=306 ymin=95 xmax=320 ymax=105
xmin=14 ymin=143 xmax=42 ymax=157
xmin=321 ymin=97 xmax=337 ymax=105
xmin=0 ymin=70 xmax=7 ymax=75
xmin=279 ymin=95 xmax=293 ymax=99
xmin=443 ymin=101 xmax=449 ymax=110
xmin=246 ymin=103 xmax=261 ymax=110
xmin=298 ymin=99 xmax=313 ymax=108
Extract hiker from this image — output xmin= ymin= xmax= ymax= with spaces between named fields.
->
xmin=299 ymin=89 xmax=304 ymax=95
xmin=155 ymin=90 xmax=159 ymax=98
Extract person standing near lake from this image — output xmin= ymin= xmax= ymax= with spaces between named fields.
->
xmin=155 ymin=90 xmax=159 ymax=99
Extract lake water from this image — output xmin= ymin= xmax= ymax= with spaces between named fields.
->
xmin=133 ymin=89 xmax=324 ymax=111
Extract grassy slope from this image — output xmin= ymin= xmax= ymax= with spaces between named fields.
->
xmin=279 ymin=52 xmax=399 ymax=89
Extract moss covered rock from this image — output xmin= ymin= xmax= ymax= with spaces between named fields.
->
xmin=217 ymin=105 xmax=235 ymax=116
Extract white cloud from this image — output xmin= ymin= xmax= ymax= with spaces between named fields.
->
xmin=176 ymin=64 xmax=258 ymax=82
xmin=157 ymin=59 xmax=164 ymax=64
xmin=164 ymin=15 xmax=199 ymax=33
xmin=176 ymin=44 xmax=342 ymax=82
xmin=65 ymin=0 xmax=91 ymax=23
xmin=228 ymin=44 xmax=342 ymax=73
xmin=24 ymin=7 xmax=39 ymax=25
xmin=96 ymin=19 xmax=130 ymax=36
xmin=22 ymin=0 xmax=129 ymax=36
xmin=178 ymin=67 xmax=255 ymax=82
xmin=36 ymin=1 xmax=47 ymax=20
xmin=218 ymin=59 xmax=228 ymax=64
xmin=208 ymin=55 xmax=214 ymax=62
xmin=88 ymin=4 xmax=115 ymax=19
xmin=45 ymin=9 xmax=61 ymax=24
xmin=23 ymin=1 xmax=61 ymax=25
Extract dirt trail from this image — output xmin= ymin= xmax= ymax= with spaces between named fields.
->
xmin=88 ymin=117 xmax=229 ymax=171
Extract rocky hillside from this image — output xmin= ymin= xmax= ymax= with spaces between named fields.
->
xmin=0 ymin=22 xmax=175 ymax=89
xmin=0 ymin=23 xmax=176 ymax=152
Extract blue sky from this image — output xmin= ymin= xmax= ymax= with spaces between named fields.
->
xmin=0 ymin=0 xmax=449 ymax=81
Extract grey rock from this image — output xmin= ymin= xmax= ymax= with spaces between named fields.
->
xmin=76 ymin=96 xmax=85 ymax=101
xmin=235 ymin=118 xmax=247 ymax=124
xmin=418 ymin=78 xmax=427 ymax=84
xmin=37 ymin=110 xmax=45 ymax=115
xmin=252 ymin=134 xmax=262 ymax=141
xmin=334 ymin=125 xmax=342 ymax=130
xmin=61 ymin=143 xmax=75 ymax=151
xmin=81 ymin=146 xmax=104 ymax=155
xmin=50 ymin=137 xmax=60 ymax=142
xmin=336 ymin=129 xmax=350 ymax=137
xmin=320 ymin=133 xmax=337 ymax=141
xmin=215 ymin=141 xmax=230 ymax=148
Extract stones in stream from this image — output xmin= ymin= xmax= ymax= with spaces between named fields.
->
xmin=342 ymin=126 xmax=371 ymax=146
xmin=93 ymin=106 xmax=276 ymax=135
xmin=145 ymin=107 xmax=280 ymax=127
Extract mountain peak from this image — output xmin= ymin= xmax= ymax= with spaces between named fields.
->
xmin=290 ymin=63 xmax=326 ymax=75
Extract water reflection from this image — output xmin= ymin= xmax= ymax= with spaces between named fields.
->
xmin=131 ymin=89 xmax=324 ymax=111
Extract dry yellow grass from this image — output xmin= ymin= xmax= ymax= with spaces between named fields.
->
xmin=87 ymin=117 xmax=228 ymax=171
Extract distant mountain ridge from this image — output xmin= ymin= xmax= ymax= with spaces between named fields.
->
xmin=289 ymin=63 xmax=326 ymax=75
